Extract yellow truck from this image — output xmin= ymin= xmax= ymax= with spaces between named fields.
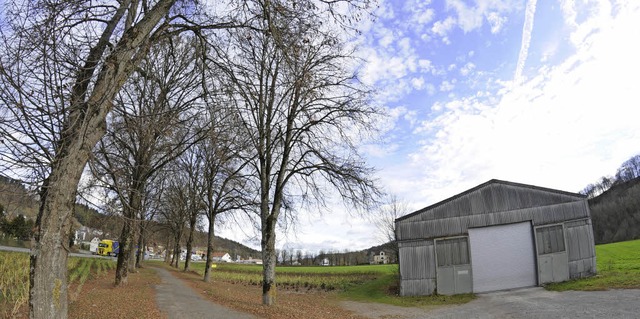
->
xmin=97 ymin=239 xmax=119 ymax=257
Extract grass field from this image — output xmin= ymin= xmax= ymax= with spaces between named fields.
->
xmin=546 ymin=239 xmax=640 ymax=291
xmin=181 ymin=262 xmax=396 ymax=291
xmin=0 ymin=251 xmax=116 ymax=317
xmin=178 ymin=261 xmax=474 ymax=307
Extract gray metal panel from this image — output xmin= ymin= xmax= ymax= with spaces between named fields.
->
xmin=400 ymin=279 xmax=436 ymax=296
xmin=437 ymin=266 xmax=455 ymax=295
xmin=538 ymin=252 xmax=569 ymax=284
xmin=436 ymin=265 xmax=472 ymax=295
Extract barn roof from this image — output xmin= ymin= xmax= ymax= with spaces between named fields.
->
xmin=396 ymin=179 xmax=585 ymax=223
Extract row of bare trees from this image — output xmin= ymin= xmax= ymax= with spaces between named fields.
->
xmin=0 ymin=0 xmax=379 ymax=317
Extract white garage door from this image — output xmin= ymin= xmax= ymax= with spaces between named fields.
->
xmin=469 ymin=222 xmax=537 ymax=293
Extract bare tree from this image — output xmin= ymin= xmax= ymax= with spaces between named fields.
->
xmin=374 ymin=195 xmax=410 ymax=244
xmin=616 ymin=154 xmax=640 ymax=182
xmin=90 ymin=35 xmax=206 ymax=285
xmin=0 ymin=1 xmax=189 ymax=316
xmin=174 ymin=147 xmax=206 ymax=272
xmin=212 ymin=0 xmax=379 ymax=305
xmin=373 ymin=195 xmax=410 ymax=264
xmin=295 ymin=249 xmax=303 ymax=265
xmin=157 ymin=166 xmax=192 ymax=268
xmin=194 ymin=110 xmax=254 ymax=281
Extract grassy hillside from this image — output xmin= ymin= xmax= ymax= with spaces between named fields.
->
xmin=589 ymin=178 xmax=640 ymax=244
xmin=546 ymin=239 xmax=640 ymax=291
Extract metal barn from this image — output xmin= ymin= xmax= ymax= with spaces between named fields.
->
xmin=395 ymin=179 xmax=597 ymax=296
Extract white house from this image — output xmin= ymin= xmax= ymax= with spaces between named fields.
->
xmin=370 ymin=251 xmax=389 ymax=265
xmin=212 ymin=252 xmax=232 ymax=263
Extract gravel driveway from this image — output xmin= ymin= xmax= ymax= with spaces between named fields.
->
xmin=344 ymin=287 xmax=640 ymax=319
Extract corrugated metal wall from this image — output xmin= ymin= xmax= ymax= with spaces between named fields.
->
xmin=396 ymin=180 xmax=597 ymax=296
xmin=565 ymin=218 xmax=597 ymax=278
xmin=396 ymin=201 xmax=588 ymax=241
xmin=398 ymin=240 xmax=436 ymax=296
xmin=399 ymin=182 xmax=583 ymax=224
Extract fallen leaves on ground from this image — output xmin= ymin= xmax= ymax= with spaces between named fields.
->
xmin=165 ymin=265 xmax=369 ymax=319
xmin=68 ymin=267 xmax=165 ymax=319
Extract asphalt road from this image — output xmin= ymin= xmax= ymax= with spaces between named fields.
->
xmin=0 ymin=245 xmax=112 ymax=259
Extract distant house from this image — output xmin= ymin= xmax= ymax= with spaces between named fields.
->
xmin=370 ymin=251 xmax=389 ymax=265
xmin=244 ymin=258 xmax=263 ymax=265
xmin=211 ymin=252 xmax=232 ymax=263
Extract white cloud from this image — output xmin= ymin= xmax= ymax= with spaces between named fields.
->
xmin=411 ymin=77 xmax=425 ymax=90
xmin=444 ymin=0 xmax=519 ymax=34
xmin=403 ymin=0 xmax=435 ymax=33
xmin=486 ymin=12 xmax=507 ymax=33
xmin=446 ymin=0 xmax=484 ymax=32
xmin=432 ymin=16 xmax=457 ymax=37
xmin=439 ymin=80 xmax=455 ymax=92
xmin=404 ymin=1 xmax=640 ymax=203
xmin=376 ymin=27 xmax=395 ymax=48
xmin=514 ymin=0 xmax=538 ymax=83
xmin=418 ymin=59 xmax=433 ymax=72
xmin=460 ymin=62 xmax=476 ymax=76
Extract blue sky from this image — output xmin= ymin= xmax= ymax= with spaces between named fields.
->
xmin=227 ymin=0 xmax=640 ymax=253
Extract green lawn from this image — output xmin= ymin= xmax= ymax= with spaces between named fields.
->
xmin=546 ymin=239 xmax=640 ymax=291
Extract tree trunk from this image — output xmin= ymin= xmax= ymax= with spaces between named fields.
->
xmin=29 ymin=108 xmax=107 ymax=319
xmin=128 ymin=218 xmax=139 ymax=272
xmin=115 ymin=217 xmax=133 ymax=285
xmin=164 ymin=237 xmax=172 ymax=264
xmin=136 ymin=225 xmax=145 ymax=268
xmin=173 ymin=238 xmax=181 ymax=268
xmin=29 ymin=175 xmax=77 ymax=318
xmin=204 ymin=218 xmax=214 ymax=282
xmin=184 ymin=215 xmax=197 ymax=271
xmin=261 ymin=214 xmax=277 ymax=305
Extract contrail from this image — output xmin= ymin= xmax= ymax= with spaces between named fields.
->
xmin=514 ymin=0 xmax=538 ymax=84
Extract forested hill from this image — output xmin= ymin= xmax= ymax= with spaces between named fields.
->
xmin=589 ymin=177 xmax=640 ymax=244
xmin=0 ymin=176 xmax=260 ymax=257
xmin=0 ymin=175 xmax=39 ymax=219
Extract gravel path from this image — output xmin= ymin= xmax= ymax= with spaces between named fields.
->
xmin=153 ymin=267 xmax=257 ymax=319
xmin=343 ymin=287 xmax=640 ymax=319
